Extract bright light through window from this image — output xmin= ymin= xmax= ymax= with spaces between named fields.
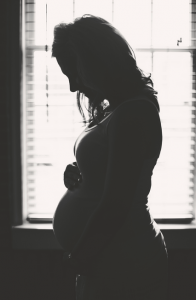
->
xmin=24 ymin=0 xmax=194 ymax=221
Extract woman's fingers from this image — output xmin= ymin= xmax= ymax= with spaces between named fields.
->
xmin=67 ymin=162 xmax=81 ymax=175
xmin=66 ymin=171 xmax=81 ymax=181
xmin=64 ymin=176 xmax=78 ymax=188
xmin=64 ymin=171 xmax=82 ymax=183
xmin=64 ymin=162 xmax=83 ymax=189
xmin=64 ymin=178 xmax=77 ymax=190
xmin=65 ymin=163 xmax=82 ymax=179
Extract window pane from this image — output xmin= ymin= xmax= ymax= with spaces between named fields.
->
xmin=34 ymin=0 xmax=47 ymax=45
xmin=152 ymin=0 xmax=190 ymax=47
xmin=153 ymin=52 xmax=191 ymax=104
xmin=135 ymin=51 xmax=152 ymax=74
xmin=148 ymin=52 xmax=194 ymax=218
xmin=75 ymin=0 xmax=112 ymax=23
xmin=114 ymin=0 xmax=151 ymax=48
xmin=47 ymin=0 xmax=74 ymax=45
xmin=26 ymin=50 xmax=83 ymax=213
xmin=24 ymin=1 xmax=194 ymax=220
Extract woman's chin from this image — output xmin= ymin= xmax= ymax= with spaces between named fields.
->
xmin=79 ymin=87 xmax=104 ymax=100
xmin=83 ymin=90 xmax=94 ymax=98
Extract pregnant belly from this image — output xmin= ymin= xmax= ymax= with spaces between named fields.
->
xmin=53 ymin=189 xmax=99 ymax=252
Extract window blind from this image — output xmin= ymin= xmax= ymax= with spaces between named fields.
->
xmin=23 ymin=0 xmax=195 ymax=223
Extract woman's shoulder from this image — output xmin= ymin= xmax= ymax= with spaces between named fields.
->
xmin=104 ymin=96 xmax=161 ymax=136
xmin=104 ymin=97 xmax=162 ymax=156
xmin=110 ymin=96 xmax=158 ymax=118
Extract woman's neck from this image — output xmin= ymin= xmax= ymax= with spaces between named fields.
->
xmin=107 ymin=89 xmax=152 ymax=111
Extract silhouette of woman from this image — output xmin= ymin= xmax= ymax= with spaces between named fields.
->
xmin=52 ymin=14 xmax=168 ymax=300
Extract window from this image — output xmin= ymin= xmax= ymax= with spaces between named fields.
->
xmin=23 ymin=0 xmax=195 ymax=223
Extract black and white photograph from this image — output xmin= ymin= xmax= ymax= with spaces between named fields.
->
xmin=1 ymin=1 xmax=196 ymax=300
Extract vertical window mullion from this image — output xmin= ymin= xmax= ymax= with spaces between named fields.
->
xmin=191 ymin=0 xmax=196 ymax=219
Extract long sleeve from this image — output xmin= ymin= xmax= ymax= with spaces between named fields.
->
xmin=71 ymin=99 xmax=161 ymax=262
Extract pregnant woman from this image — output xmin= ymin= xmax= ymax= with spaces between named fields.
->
xmin=52 ymin=14 xmax=168 ymax=300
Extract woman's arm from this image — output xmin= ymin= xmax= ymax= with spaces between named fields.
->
xmin=71 ymin=99 xmax=159 ymax=261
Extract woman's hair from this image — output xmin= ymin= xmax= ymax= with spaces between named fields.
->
xmin=52 ymin=14 xmax=159 ymax=126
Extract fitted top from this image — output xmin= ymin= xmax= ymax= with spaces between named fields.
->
xmin=74 ymin=97 xmax=161 ymax=200
xmin=53 ymin=96 xmax=163 ymax=270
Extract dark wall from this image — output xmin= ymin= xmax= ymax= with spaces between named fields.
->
xmin=0 ymin=1 xmax=196 ymax=300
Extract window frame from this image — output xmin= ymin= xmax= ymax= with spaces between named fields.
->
xmin=11 ymin=220 xmax=196 ymax=250
xmin=24 ymin=44 xmax=196 ymax=223
xmin=8 ymin=0 xmax=23 ymax=226
xmin=9 ymin=0 xmax=196 ymax=250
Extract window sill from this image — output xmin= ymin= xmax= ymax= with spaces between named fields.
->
xmin=11 ymin=220 xmax=196 ymax=250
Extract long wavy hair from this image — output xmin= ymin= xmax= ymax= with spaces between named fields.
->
xmin=52 ymin=14 xmax=159 ymax=126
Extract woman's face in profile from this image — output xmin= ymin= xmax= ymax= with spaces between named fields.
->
xmin=56 ymin=56 xmax=97 ymax=99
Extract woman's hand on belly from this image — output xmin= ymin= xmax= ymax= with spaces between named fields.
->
xmin=64 ymin=162 xmax=82 ymax=190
